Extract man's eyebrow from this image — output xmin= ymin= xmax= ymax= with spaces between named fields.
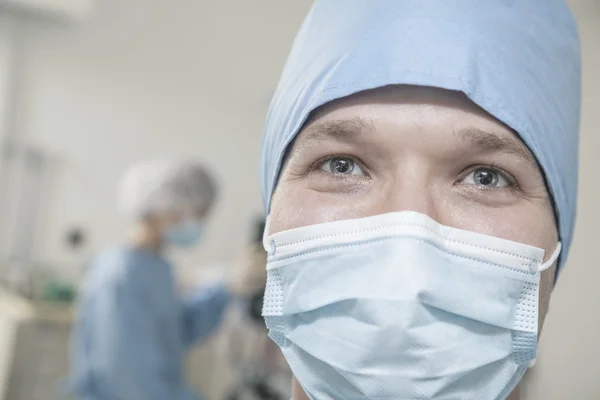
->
xmin=294 ymin=117 xmax=375 ymax=151
xmin=293 ymin=119 xmax=538 ymax=168
xmin=455 ymin=127 xmax=538 ymax=168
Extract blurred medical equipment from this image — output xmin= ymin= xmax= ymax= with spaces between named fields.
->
xmin=0 ymin=141 xmax=65 ymax=297
xmin=0 ymin=3 xmax=89 ymax=299
xmin=0 ymin=141 xmax=77 ymax=400
xmin=221 ymin=217 xmax=291 ymax=400
xmin=0 ymin=288 xmax=72 ymax=400
xmin=223 ymin=311 xmax=290 ymax=400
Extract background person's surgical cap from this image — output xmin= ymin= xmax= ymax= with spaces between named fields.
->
xmin=119 ymin=158 xmax=217 ymax=220
xmin=260 ymin=0 xmax=581 ymax=275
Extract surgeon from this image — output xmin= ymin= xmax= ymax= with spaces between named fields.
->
xmin=68 ymin=158 xmax=265 ymax=400
xmin=260 ymin=1 xmax=581 ymax=399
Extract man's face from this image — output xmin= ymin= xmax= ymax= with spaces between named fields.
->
xmin=268 ymin=86 xmax=558 ymax=397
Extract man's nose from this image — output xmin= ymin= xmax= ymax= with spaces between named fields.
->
xmin=376 ymin=167 xmax=447 ymax=225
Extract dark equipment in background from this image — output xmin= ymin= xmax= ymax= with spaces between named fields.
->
xmin=225 ymin=216 xmax=288 ymax=400
xmin=248 ymin=216 xmax=266 ymax=324
xmin=66 ymin=227 xmax=86 ymax=250
xmin=226 ymin=378 xmax=285 ymax=400
xmin=252 ymin=217 xmax=266 ymax=245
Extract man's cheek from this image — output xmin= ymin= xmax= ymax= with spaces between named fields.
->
xmin=269 ymin=187 xmax=320 ymax=234
xmin=450 ymin=205 xmax=553 ymax=249
xmin=269 ymin=186 xmax=364 ymax=233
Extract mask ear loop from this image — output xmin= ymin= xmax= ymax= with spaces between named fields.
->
xmin=534 ymin=242 xmax=562 ymax=273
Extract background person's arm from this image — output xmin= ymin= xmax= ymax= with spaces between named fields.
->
xmin=181 ymin=283 xmax=231 ymax=347
xmin=92 ymin=278 xmax=200 ymax=400
xmin=181 ymin=245 xmax=267 ymax=346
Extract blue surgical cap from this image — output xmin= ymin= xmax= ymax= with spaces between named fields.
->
xmin=260 ymin=0 xmax=581 ymax=274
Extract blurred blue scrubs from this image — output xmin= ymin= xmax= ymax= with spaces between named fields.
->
xmin=68 ymin=246 xmax=230 ymax=400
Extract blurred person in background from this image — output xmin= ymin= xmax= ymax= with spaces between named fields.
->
xmin=67 ymin=158 xmax=265 ymax=400
xmin=259 ymin=1 xmax=580 ymax=400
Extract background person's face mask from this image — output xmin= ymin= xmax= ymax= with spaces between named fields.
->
xmin=163 ymin=220 xmax=206 ymax=247
xmin=262 ymin=212 xmax=560 ymax=400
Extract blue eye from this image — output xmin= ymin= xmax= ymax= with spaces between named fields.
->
xmin=320 ymin=157 xmax=365 ymax=176
xmin=461 ymin=168 xmax=509 ymax=188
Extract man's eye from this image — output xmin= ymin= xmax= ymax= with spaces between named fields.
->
xmin=460 ymin=167 xmax=510 ymax=188
xmin=319 ymin=157 xmax=365 ymax=176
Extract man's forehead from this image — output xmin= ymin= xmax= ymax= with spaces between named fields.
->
xmin=310 ymin=85 xmax=480 ymax=116
xmin=301 ymin=86 xmax=495 ymax=139
xmin=293 ymin=86 xmax=538 ymax=168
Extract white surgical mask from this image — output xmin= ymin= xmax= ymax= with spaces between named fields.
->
xmin=163 ymin=220 xmax=206 ymax=248
xmin=262 ymin=211 xmax=560 ymax=400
